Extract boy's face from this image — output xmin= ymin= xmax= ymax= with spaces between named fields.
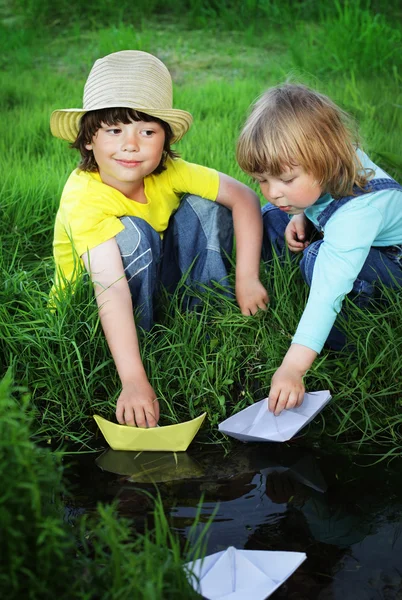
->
xmin=85 ymin=119 xmax=165 ymax=196
xmin=253 ymin=166 xmax=322 ymax=215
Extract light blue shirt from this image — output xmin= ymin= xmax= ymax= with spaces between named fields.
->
xmin=292 ymin=151 xmax=402 ymax=353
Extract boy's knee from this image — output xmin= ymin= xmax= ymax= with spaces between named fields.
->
xmin=180 ymin=194 xmax=231 ymax=222
xmin=175 ymin=195 xmax=233 ymax=252
xmin=117 ymin=216 xmax=160 ymax=257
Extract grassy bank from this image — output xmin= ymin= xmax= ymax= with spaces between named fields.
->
xmin=0 ymin=370 xmax=207 ymax=599
xmin=1 ymin=0 xmax=402 ymax=457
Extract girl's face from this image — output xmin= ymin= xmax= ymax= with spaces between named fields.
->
xmin=253 ymin=165 xmax=322 ymax=215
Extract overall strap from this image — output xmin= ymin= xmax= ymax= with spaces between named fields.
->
xmin=317 ymin=178 xmax=402 ymax=229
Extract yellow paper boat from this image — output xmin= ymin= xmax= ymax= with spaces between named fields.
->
xmin=93 ymin=413 xmax=206 ymax=452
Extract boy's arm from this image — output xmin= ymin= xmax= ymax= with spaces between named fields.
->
xmin=215 ymin=173 xmax=269 ymax=315
xmin=268 ymin=344 xmax=317 ymax=415
xmin=82 ymin=238 xmax=159 ymax=427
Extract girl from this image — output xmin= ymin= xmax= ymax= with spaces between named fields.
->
xmin=237 ymin=83 xmax=402 ymax=415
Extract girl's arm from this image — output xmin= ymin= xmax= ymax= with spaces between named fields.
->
xmin=215 ymin=172 xmax=269 ymax=314
xmin=82 ymin=238 xmax=159 ymax=427
xmin=270 ymin=200 xmax=384 ymax=414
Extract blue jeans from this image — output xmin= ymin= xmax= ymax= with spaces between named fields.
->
xmin=116 ymin=195 xmax=233 ymax=330
xmin=262 ymin=203 xmax=402 ymax=350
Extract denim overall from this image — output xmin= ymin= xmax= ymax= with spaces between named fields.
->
xmin=115 ymin=195 xmax=233 ymax=330
xmin=261 ymin=177 xmax=402 ymax=349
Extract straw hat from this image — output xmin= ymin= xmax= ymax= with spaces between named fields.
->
xmin=50 ymin=50 xmax=193 ymax=143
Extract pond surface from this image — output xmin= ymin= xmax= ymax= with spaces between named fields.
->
xmin=64 ymin=440 xmax=402 ymax=599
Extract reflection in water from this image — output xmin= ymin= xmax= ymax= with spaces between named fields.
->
xmin=96 ymin=450 xmax=204 ymax=483
xmin=172 ymin=471 xmax=287 ymax=549
xmin=330 ymin=522 xmax=402 ymax=600
xmin=64 ymin=443 xmax=402 ymax=599
xmin=261 ymin=453 xmax=328 ymax=493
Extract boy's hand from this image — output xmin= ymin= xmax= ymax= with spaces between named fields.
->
xmin=236 ymin=277 xmax=269 ymax=315
xmin=285 ymin=214 xmax=309 ymax=253
xmin=268 ymin=364 xmax=305 ymax=415
xmin=116 ymin=380 xmax=160 ymax=427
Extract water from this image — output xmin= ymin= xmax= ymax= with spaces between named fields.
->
xmin=64 ymin=442 xmax=402 ymax=599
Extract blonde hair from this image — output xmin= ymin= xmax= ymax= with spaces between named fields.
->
xmin=237 ymin=83 xmax=372 ymax=198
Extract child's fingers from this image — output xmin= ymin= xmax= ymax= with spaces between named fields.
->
xmin=283 ymin=390 xmax=302 ymax=411
xmin=268 ymin=385 xmax=283 ymax=413
xmin=152 ymin=398 xmax=160 ymax=422
xmin=273 ymin=390 xmax=292 ymax=415
xmin=288 ymin=238 xmax=310 ymax=253
xmin=285 ymin=226 xmax=298 ymax=246
xmin=123 ymin=406 xmax=137 ymax=427
xmin=132 ymin=405 xmax=148 ymax=428
xmin=286 ymin=228 xmax=305 ymax=250
xmin=145 ymin=399 xmax=160 ymax=427
xmin=295 ymin=393 xmax=304 ymax=407
xmin=253 ymin=292 xmax=269 ymax=312
xmin=145 ymin=411 xmax=158 ymax=428
xmin=287 ymin=241 xmax=305 ymax=253
xmin=269 ymin=388 xmax=304 ymax=415
xmin=287 ymin=235 xmax=303 ymax=244
xmin=116 ymin=403 xmax=125 ymax=425
xmin=239 ymin=289 xmax=269 ymax=315
xmin=294 ymin=223 xmax=306 ymax=241
xmin=268 ymin=393 xmax=278 ymax=413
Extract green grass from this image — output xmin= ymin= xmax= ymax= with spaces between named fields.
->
xmin=0 ymin=370 xmax=208 ymax=599
xmin=2 ymin=3 xmax=402 ymax=596
xmin=1 ymin=1 xmax=402 ymax=458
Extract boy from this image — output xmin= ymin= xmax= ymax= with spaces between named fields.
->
xmin=50 ymin=50 xmax=268 ymax=428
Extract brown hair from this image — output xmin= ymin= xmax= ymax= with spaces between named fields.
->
xmin=71 ymin=107 xmax=179 ymax=173
xmin=236 ymin=83 xmax=373 ymax=198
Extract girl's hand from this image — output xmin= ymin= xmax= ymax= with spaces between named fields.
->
xmin=268 ymin=344 xmax=317 ymax=415
xmin=268 ymin=364 xmax=305 ymax=416
xmin=285 ymin=213 xmax=309 ymax=253
xmin=116 ymin=379 xmax=160 ymax=427
xmin=236 ymin=277 xmax=269 ymax=315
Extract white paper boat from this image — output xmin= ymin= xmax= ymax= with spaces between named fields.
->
xmin=218 ymin=390 xmax=331 ymax=442
xmin=185 ymin=546 xmax=306 ymax=600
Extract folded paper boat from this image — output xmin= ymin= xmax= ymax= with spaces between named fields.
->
xmin=93 ymin=413 xmax=206 ymax=451
xmin=96 ymin=449 xmax=204 ymax=482
xmin=218 ymin=390 xmax=331 ymax=442
xmin=185 ymin=546 xmax=306 ymax=600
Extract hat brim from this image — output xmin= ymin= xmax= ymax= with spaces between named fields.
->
xmin=50 ymin=105 xmax=193 ymax=144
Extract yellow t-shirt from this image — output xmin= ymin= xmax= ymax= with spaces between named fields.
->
xmin=52 ymin=157 xmax=220 ymax=290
